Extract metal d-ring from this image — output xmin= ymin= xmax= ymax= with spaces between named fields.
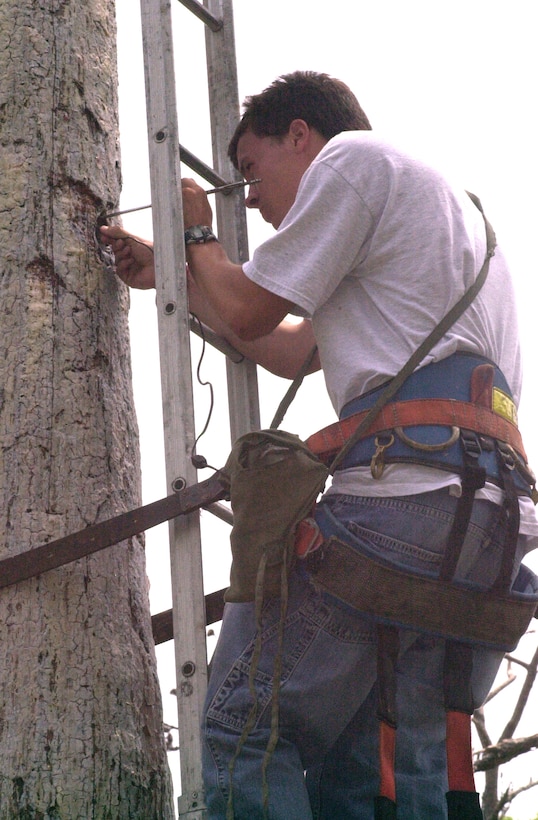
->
xmin=394 ymin=426 xmax=460 ymax=452
xmin=370 ymin=434 xmax=395 ymax=479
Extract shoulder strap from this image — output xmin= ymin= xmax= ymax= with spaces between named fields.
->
xmin=329 ymin=193 xmax=496 ymax=472
xmin=269 ymin=344 xmax=318 ymax=429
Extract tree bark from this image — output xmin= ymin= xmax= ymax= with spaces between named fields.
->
xmin=0 ymin=1 xmax=174 ymax=816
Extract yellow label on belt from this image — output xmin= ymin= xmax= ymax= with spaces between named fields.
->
xmin=492 ymin=387 xmax=518 ymax=425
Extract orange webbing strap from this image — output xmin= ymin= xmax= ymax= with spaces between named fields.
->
xmin=446 ymin=711 xmax=476 ymax=793
xmin=375 ymin=626 xmax=399 ymax=818
xmin=377 ymin=722 xmax=397 ymax=808
xmin=443 ymin=641 xmax=484 ymax=819
xmin=305 ymin=398 xmax=527 ymax=467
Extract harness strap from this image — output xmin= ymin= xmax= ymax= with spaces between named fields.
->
xmin=493 ymin=444 xmax=521 ymax=592
xmin=443 ymin=642 xmax=484 ymax=819
xmin=374 ymin=632 xmax=484 ymax=818
xmin=375 ymin=625 xmax=399 ymax=818
xmin=439 ymin=431 xmax=486 ymax=584
xmin=305 ymin=398 xmax=526 ymax=467
xmin=374 ymin=794 xmax=398 ymax=820
xmin=446 ymin=790 xmax=483 ymax=819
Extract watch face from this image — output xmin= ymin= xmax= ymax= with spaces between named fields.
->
xmin=185 ymin=226 xmax=217 ymax=244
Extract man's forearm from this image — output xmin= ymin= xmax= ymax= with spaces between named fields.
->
xmin=186 ymin=252 xmax=319 ymax=379
xmin=186 ymin=241 xmax=293 ymax=342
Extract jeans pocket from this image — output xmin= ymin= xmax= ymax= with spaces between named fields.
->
xmin=317 ymin=491 xmax=508 ymax=586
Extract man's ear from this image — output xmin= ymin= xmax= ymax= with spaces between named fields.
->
xmin=288 ymin=119 xmax=310 ymax=150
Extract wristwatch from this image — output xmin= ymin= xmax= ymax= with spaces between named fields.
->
xmin=184 ymin=225 xmax=219 ymax=245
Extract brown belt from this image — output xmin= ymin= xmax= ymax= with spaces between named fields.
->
xmin=306 ymin=398 xmax=527 ymax=466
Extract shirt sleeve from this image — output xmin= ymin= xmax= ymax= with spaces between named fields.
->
xmin=243 ymin=154 xmax=376 ymax=317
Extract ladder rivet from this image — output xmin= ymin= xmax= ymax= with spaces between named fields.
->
xmin=182 ymin=661 xmax=196 ymax=677
xmin=154 ymin=129 xmax=167 ymax=142
xmin=172 ymin=477 xmax=186 ymax=492
xmin=164 ymin=301 xmax=176 ymax=315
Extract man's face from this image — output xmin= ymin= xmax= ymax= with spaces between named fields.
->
xmin=236 ymin=128 xmax=308 ymax=229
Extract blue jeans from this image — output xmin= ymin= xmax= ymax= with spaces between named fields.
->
xmin=201 ymin=489 xmax=524 ymax=819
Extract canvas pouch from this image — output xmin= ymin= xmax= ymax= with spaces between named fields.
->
xmin=220 ymin=429 xmax=328 ymax=603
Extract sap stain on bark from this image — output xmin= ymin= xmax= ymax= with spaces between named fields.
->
xmin=25 ymin=255 xmax=64 ymax=291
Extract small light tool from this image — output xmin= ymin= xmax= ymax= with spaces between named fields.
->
xmin=101 ymin=179 xmax=261 ymax=219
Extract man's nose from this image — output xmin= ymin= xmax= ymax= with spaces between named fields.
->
xmin=245 ymin=182 xmax=259 ymax=209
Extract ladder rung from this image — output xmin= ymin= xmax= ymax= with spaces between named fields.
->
xmin=189 ymin=317 xmax=245 ymax=363
xmin=203 ymin=500 xmax=233 ymax=526
xmin=177 ymin=0 xmax=223 ymax=32
xmin=152 ymin=588 xmax=227 ymax=644
xmin=180 ymin=143 xmax=228 ymax=188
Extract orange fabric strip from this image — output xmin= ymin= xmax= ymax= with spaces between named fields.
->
xmin=306 ymin=398 xmax=526 ymax=465
xmin=379 ymin=721 xmax=397 ymax=802
xmin=446 ymin=711 xmax=476 ymax=793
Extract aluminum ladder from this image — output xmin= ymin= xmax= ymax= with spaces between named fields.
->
xmin=138 ymin=0 xmax=260 ymax=815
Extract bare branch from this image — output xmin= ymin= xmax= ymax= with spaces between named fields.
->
xmin=474 ymin=734 xmax=538 ymax=771
xmin=503 ymin=778 xmax=538 ymax=804
xmin=492 ymin=778 xmax=538 ymax=820
xmin=482 ymin=668 xmax=516 ymax=704
xmin=505 ymin=652 xmax=534 ymax=673
xmin=500 ymin=643 xmax=538 ymax=741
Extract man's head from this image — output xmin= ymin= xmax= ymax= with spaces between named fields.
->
xmin=228 ymin=71 xmax=371 ymax=169
xmin=228 ymin=71 xmax=371 ymax=228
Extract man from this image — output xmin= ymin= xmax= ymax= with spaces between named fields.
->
xmin=101 ymin=72 xmax=537 ymax=819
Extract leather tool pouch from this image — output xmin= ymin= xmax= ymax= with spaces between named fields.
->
xmin=310 ymin=532 xmax=538 ymax=651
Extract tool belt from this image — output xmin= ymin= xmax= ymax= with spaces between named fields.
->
xmin=310 ymin=503 xmax=538 ymax=651
xmin=301 ymin=352 xmax=538 ymax=651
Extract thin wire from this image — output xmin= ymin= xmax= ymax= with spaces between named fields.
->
xmin=97 ymin=229 xmax=218 ymax=469
xmin=190 ymin=314 xmax=217 ymax=471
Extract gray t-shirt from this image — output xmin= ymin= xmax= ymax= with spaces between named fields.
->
xmin=243 ymin=132 xmax=521 ymax=413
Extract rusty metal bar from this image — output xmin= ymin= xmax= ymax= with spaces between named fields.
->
xmin=0 ymin=474 xmax=227 ymax=590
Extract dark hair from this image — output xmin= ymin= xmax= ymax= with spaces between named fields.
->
xmin=228 ymin=71 xmax=371 ymax=168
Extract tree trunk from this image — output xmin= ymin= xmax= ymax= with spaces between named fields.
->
xmin=0 ymin=1 xmax=174 ymax=816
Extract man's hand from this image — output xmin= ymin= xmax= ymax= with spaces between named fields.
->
xmin=181 ymin=178 xmax=213 ymax=228
xmin=100 ymin=218 xmax=319 ymax=379
xmin=100 ymin=225 xmax=156 ymax=290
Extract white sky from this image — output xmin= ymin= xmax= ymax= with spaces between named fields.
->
xmin=113 ymin=1 xmax=537 ymax=815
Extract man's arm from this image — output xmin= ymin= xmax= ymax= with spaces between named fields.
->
xmin=181 ymin=177 xmax=296 ymax=342
xmin=187 ymin=268 xmax=319 ymax=378
xmin=185 ymin=239 xmax=292 ymax=341
xmin=99 ymin=223 xmax=320 ymax=379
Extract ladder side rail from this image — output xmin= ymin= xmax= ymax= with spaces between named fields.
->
xmin=139 ymin=1 xmax=208 ymax=816
xmin=205 ymin=0 xmax=261 ymax=440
